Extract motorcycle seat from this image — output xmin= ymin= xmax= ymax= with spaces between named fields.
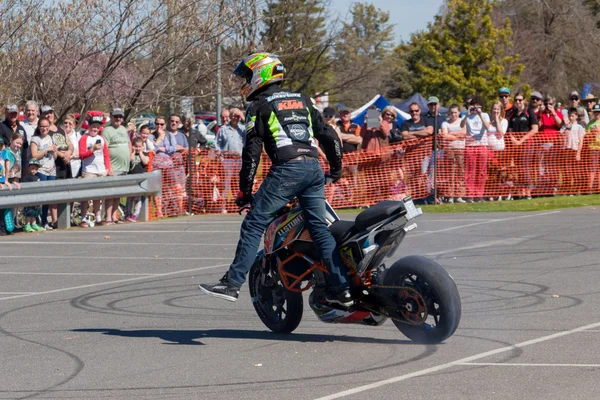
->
xmin=354 ymin=201 xmax=405 ymax=231
xmin=330 ymin=220 xmax=356 ymax=243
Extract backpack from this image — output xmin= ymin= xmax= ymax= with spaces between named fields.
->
xmin=4 ymin=209 xmax=14 ymax=233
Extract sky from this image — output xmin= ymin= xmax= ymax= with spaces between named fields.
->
xmin=330 ymin=0 xmax=445 ymax=43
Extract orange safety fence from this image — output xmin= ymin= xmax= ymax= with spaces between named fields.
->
xmin=148 ymin=130 xmax=600 ymax=218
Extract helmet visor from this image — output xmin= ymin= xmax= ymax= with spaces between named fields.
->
xmin=233 ymin=61 xmax=252 ymax=82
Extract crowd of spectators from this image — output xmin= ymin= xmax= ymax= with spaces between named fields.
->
xmin=332 ymin=88 xmax=600 ymax=205
xmin=2 ymin=87 xmax=600 ymax=235
xmin=0 ymin=102 xmax=246 ymax=235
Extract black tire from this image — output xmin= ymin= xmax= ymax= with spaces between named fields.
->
xmin=248 ymin=257 xmax=304 ymax=334
xmin=382 ymin=255 xmax=461 ymax=344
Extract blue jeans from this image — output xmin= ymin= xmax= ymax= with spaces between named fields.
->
xmin=37 ymin=173 xmax=56 ymax=225
xmin=227 ymin=157 xmax=348 ymax=290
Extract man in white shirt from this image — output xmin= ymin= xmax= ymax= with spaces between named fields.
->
xmin=22 ymin=101 xmax=39 ymax=146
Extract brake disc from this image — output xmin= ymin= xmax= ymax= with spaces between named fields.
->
xmin=362 ymin=285 xmax=429 ymax=326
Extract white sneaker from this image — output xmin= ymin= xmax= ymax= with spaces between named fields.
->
xmin=497 ymin=196 xmax=503 ymax=201
xmin=447 ymin=198 xmax=454 ymax=204
xmin=455 ymin=197 xmax=466 ymax=203
xmin=44 ymin=223 xmax=54 ymax=231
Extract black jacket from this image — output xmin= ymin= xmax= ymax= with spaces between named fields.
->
xmin=239 ymin=84 xmax=343 ymax=193
xmin=0 ymin=120 xmax=26 ymax=150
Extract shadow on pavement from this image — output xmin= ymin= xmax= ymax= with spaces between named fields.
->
xmin=72 ymin=328 xmax=413 ymax=345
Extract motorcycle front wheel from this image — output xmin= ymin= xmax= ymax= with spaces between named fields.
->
xmin=382 ymin=255 xmax=461 ymax=344
xmin=249 ymin=257 xmax=303 ymax=334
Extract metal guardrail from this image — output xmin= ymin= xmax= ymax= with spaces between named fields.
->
xmin=0 ymin=171 xmax=162 ymax=229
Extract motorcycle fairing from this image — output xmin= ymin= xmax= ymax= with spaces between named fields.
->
xmin=264 ymin=214 xmax=287 ymax=254
xmin=310 ymin=304 xmax=387 ymax=326
xmin=273 ymin=210 xmax=305 ymax=251
xmin=339 ymin=242 xmax=363 ymax=272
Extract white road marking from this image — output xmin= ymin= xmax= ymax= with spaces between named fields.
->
xmin=150 ymin=221 xmax=242 ymax=224
xmin=0 ymin=255 xmax=232 ymax=260
xmin=0 ymin=292 xmax=37 ymax=295
xmin=409 ymin=211 xmax=561 ymax=238
xmin=75 ymin=230 xmax=240 ymax=233
xmin=314 ymin=318 xmax=600 ymax=400
xmin=2 ymin=211 xmax=559 ymax=246
xmin=0 ymin=263 xmax=229 ymax=301
xmin=424 ymin=219 xmax=495 ymax=222
xmin=0 ymin=272 xmax=161 ymax=276
xmin=457 ymin=362 xmax=600 ymax=367
xmin=0 ymin=241 xmax=236 ymax=246
xmin=424 ymin=237 xmax=531 ymax=256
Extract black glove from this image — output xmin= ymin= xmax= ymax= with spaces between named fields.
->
xmin=328 ymin=168 xmax=342 ymax=183
xmin=235 ymin=191 xmax=254 ymax=207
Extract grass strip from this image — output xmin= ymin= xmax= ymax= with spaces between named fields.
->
xmin=337 ymin=194 xmax=600 ymax=214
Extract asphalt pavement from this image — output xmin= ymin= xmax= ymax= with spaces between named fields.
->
xmin=1 ymin=206 xmax=599 ymax=399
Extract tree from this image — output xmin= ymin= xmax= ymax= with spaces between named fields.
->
xmin=392 ymin=0 xmax=523 ymax=105
xmin=496 ymin=0 xmax=600 ymax=99
xmin=584 ymin=0 xmax=600 ymax=27
xmin=261 ymin=0 xmax=335 ymax=95
xmin=7 ymin=0 xmax=258 ymax=121
xmin=0 ymin=0 xmax=43 ymax=104
xmin=330 ymin=3 xmax=396 ymax=107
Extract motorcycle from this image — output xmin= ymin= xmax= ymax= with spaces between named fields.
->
xmin=248 ymin=197 xmax=461 ymax=344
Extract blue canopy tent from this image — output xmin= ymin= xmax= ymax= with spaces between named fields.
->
xmin=395 ymin=93 xmax=449 ymax=115
xmin=350 ymin=95 xmax=410 ymax=126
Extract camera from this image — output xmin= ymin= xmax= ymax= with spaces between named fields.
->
xmin=470 ymin=106 xmax=477 ymax=113
xmin=95 ymin=139 xmax=102 ymax=144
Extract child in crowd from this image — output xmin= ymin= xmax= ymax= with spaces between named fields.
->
xmin=78 ymin=116 xmax=112 ymax=227
xmin=0 ymin=138 xmax=7 ymax=191
xmin=560 ymin=107 xmax=586 ymax=194
xmin=390 ymin=167 xmax=409 ymax=200
xmin=3 ymin=134 xmax=23 ymax=189
xmin=125 ymin=137 xmax=149 ymax=222
xmin=21 ymin=160 xmax=45 ymax=232
xmin=0 ymin=139 xmax=12 ymax=236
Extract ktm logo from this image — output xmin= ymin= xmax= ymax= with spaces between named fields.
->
xmin=277 ymin=100 xmax=304 ymax=111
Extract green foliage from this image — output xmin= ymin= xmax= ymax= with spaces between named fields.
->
xmin=584 ymin=0 xmax=600 ymax=28
xmin=335 ymin=3 xmax=394 ymax=60
xmin=331 ymin=2 xmax=396 ymax=106
xmin=420 ymin=194 xmax=600 ymax=213
xmin=261 ymin=0 xmax=333 ymax=95
xmin=392 ymin=0 xmax=523 ymax=105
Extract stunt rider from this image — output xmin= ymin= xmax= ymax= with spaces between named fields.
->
xmin=199 ymin=53 xmax=351 ymax=306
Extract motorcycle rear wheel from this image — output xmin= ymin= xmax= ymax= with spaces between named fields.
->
xmin=383 ymin=255 xmax=461 ymax=344
xmin=249 ymin=257 xmax=303 ymax=334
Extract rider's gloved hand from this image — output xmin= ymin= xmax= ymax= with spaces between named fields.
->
xmin=235 ymin=191 xmax=254 ymax=207
xmin=327 ymin=168 xmax=342 ymax=184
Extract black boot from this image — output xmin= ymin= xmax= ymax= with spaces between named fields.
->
xmin=325 ymin=288 xmax=353 ymax=307
xmin=198 ymin=272 xmax=240 ymax=302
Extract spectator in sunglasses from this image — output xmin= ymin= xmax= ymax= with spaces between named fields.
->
xmin=508 ymin=91 xmax=539 ymax=199
xmin=400 ymin=103 xmax=434 ymax=197
xmin=561 ymin=91 xmax=589 ymax=125
xmin=498 ymin=87 xmax=514 ymax=116
xmin=583 ymin=94 xmax=598 ymax=121
xmin=528 ymin=91 xmax=544 ymax=120
xmin=401 ymin=103 xmax=433 ymax=141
